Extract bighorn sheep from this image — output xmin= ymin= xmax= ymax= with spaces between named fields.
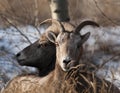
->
xmin=16 ymin=19 xmax=99 ymax=76
xmin=2 ymin=21 xmax=119 ymax=93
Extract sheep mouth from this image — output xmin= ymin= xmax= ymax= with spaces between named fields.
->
xmin=17 ymin=59 xmax=26 ymax=65
xmin=66 ymin=61 xmax=78 ymax=70
xmin=64 ymin=61 xmax=77 ymax=71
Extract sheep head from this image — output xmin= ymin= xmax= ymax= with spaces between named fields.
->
xmin=47 ymin=27 xmax=89 ymax=71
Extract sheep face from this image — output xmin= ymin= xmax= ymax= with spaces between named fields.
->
xmin=16 ymin=19 xmax=99 ymax=72
xmin=16 ymin=40 xmax=56 ymax=70
xmin=47 ymin=31 xmax=90 ymax=71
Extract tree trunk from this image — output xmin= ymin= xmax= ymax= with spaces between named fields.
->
xmin=48 ymin=0 xmax=70 ymax=22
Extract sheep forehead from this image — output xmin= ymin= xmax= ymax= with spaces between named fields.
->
xmin=56 ymin=32 xmax=81 ymax=44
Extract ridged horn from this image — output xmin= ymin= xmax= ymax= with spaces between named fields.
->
xmin=38 ymin=19 xmax=65 ymax=32
xmin=75 ymin=20 xmax=99 ymax=33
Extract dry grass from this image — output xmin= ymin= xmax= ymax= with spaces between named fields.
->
xmin=1 ymin=63 xmax=119 ymax=93
xmin=63 ymin=64 xmax=119 ymax=93
xmin=69 ymin=0 xmax=120 ymax=26
xmin=0 ymin=0 xmax=51 ymax=26
xmin=0 ymin=0 xmax=120 ymax=27
xmin=0 ymin=0 xmax=120 ymax=92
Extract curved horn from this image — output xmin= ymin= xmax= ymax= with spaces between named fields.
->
xmin=38 ymin=19 xmax=65 ymax=32
xmin=75 ymin=20 xmax=99 ymax=33
xmin=59 ymin=21 xmax=65 ymax=32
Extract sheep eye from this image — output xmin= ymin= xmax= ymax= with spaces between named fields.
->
xmin=43 ymin=43 xmax=47 ymax=47
xmin=37 ymin=44 xmax=41 ymax=48
xmin=38 ymin=43 xmax=48 ymax=48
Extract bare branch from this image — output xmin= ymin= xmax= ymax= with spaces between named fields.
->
xmin=98 ymin=52 xmax=120 ymax=70
xmin=34 ymin=26 xmax=41 ymax=35
xmin=0 ymin=14 xmax=32 ymax=44
xmin=34 ymin=0 xmax=39 ymax=26
xmin=92 ymin=0 xmax=118 ymax=25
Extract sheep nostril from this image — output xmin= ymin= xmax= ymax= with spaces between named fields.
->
xmin=16 ymin=53 xmax=21 ymax=57
xmin=63 ymin=59 xmax=71 ymax=64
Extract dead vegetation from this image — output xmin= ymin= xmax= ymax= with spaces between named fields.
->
xmin=1 ymin=20 xmax=120 ymax=93
xmin=0 ymin=0 xmax=120 ymax=27
xmin=0 ymin=0 xmax=120 ymax=92
xmin=1 ymin=64 xmax=120 ymax=93
xmin=63 ymin=64 xmax=120 ymax=93
xmin=0 ymin=0 xmax=50 ymax=26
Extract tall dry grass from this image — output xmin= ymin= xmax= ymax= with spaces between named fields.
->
xmin=1 ymin=64 xmax=119 ymax=93
xmin=69 ymin=0 xmax=120 ymax=26
xmin=0 ymin=0 xmax=120 ymax=26
xmin=0 ymin=0 xmax=50 ymax=26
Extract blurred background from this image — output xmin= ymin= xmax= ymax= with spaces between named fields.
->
xmin=0 ymin=0 xmax=120 ymax=91
xmin=0 ymin=0 xmax=119 ymax=27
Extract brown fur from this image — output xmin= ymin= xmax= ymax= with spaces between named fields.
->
xmin=16 ymin=19 xmax=99 ymax=76
xmin=16 ymin=19 xmax=75 ymax=76
xmin=2 ymin=21 xmax=110 ymax=93
xmin=2 ymin=65 xmax=119 ymax=93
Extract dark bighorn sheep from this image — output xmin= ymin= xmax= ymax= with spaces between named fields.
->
xmin=16 ymin=19 xmax=99 ymax=76
xmin=2 ymin=20 xmax=119 ymax=93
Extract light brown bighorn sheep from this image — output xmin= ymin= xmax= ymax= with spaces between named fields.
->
xmin=16 ymin=19 xmax=99 ymax=76
xmin=2 ymin=21 xmax=119 ymax=93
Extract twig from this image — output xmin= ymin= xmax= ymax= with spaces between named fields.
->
xmin=98 ymin=52 xmax=120 ymax=70
xmin=34 ymin=25 xmax=41 ymax=35
xmin=0 ymin=14 xmax=32 ymax=44
xmin=19 ymin=0 xmax=31 ymax=24
xmin=34 ymin=0 xmax=39 ymax=26
xmin=92 ymin=0 xmax=119 ymax=25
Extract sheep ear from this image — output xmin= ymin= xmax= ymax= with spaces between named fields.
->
xmin=81 ymin=32 xmax=90 ymax=44
xmin=47 ymin=31 xmax=57 ymax=43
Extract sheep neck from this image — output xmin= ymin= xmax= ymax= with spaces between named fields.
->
xmin=38 ymin=55 xmax=56 ymax=77
xmin=54 ymin=62 xmax=66 ymax=81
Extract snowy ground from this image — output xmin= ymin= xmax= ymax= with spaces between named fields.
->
xmin=0 ymin=25 xmax=120 ymax=90
xmin=0 ymin=26 xmax=40 ymax=90
xmin=81 ymin=26 xmax=120 ymax=88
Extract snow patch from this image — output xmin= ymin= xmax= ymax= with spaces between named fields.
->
xmin=0 ymin=25 xmax=120 ymax=89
